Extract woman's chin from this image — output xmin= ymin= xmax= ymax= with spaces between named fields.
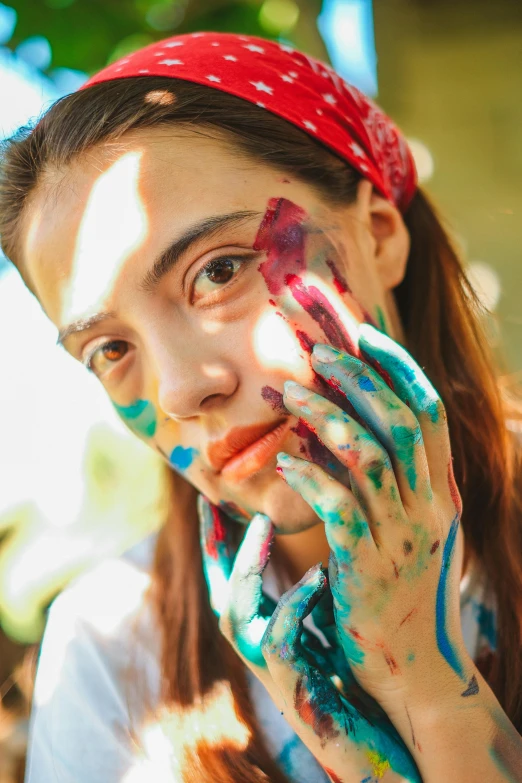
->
xmin=237 ymin=474 xmax=322 ymax=534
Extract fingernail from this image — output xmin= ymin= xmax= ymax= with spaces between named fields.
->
xmin=283 ymin=380 xmax=311 ymax=401
xmin=277 ymin=451 xmax=298 ymax=468
xmin=312 ymin=344 xmax=340 ymax=363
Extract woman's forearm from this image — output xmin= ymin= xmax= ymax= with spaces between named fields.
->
xmin=388 ymin=663 xmax=522 ymax=783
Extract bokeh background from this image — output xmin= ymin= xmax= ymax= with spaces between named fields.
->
xmin=0 ymin=1 xmax=520 ymax=779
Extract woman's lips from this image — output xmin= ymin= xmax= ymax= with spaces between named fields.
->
xmin=208 ymin=419 xmax=291 ymax=483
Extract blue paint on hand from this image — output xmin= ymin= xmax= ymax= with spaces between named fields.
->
xmin=435 ymin=513 xmax=466 ymax=681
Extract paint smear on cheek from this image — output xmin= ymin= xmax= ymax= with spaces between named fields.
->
xmin=326 ymin=258 xmax=350 ymax=295
xmin=261 ymin=385 xmax=286 ymax=414
xmin=113 ymin=399 xmax=157 ymax=438
xmin=286 ymin=274 xmax=357 ymax=355
xmin=253 ymin=198 xmax=308 ymax=295
xmin=169 ymin=445 xmax=198 ymax=471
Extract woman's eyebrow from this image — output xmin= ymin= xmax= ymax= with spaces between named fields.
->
xmin=139 ymin=209 xmax=263 ymax=293
xmin=56 ymin=209 xmax=263 ymax=347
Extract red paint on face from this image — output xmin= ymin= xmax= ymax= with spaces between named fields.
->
xmin=254 ymin=197 xmax=307 ymax=295
xmin=326 ymin=258 xmax=350 ymax=295
xmin=286 ymin=274 xmax=357 ymax=356
xmin=296 ymin=329 xmax=315 ymax=354
xmin=430 ymin=539 xmax=440 ymax=555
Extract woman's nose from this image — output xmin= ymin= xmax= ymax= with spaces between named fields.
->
xmin=153 ymin=343 xmax=239 ymax=419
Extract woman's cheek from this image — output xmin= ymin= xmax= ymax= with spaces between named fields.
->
xmin=113 ymin=397 xmax=202 ymax=476
xmin=113 ymin=398 xmax=158 ymax=438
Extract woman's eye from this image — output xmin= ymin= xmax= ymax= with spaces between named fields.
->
xmin=84 ymin=339 xmax=129 ymax=375
xmin=193 ymin=255 xmax=249 ymax=300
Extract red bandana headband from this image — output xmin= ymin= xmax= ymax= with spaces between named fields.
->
xmin=83 ymin=32 xmax=417 ymax=211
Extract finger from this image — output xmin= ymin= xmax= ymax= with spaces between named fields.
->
xmin=261 ymin=565 xmax=358 ymax=742
xmin=198 ymin=495 xmax=237 ymax=616
xmin=276 ymin=453 xmax=376 ymax=555
xmin=311 ymin=343 xmax=431 ymax=508
xmin=358 ymin=323 xmax=456 ymax=507
xmin=261 ymin=569 xmax=422 ymax=783
xmin=283 ymin=381 xmax=405 ymax=529
xmin=223 ymin=512 xmax=274 ymax=669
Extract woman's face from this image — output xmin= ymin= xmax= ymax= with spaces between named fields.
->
xmin=21 ymin=126 xmax=408 ymax=533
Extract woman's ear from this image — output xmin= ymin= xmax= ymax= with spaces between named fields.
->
xmin=356 ymin=179 xmax=410 ymax=291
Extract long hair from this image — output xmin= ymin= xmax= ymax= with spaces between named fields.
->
xmin=1 ymin=77 xmax=521 ymax=781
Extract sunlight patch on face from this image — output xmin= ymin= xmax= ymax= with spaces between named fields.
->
xmin=200 ymin=318 xmax=225 ymax=335
xmin=252 ymin=308 xmax=303 ymax=372
xmin=66 ymin=151 xmax=148 ymax=316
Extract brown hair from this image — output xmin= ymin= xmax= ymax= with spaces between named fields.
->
xmin=1 ymin=77 xmax=521 ymax=780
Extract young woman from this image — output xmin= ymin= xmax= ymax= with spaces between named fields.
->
xmin=1 ymin=31 xmax=521 ymax=783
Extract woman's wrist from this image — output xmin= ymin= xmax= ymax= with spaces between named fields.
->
xmin=383 ymin=662 xmax=522 ymax=783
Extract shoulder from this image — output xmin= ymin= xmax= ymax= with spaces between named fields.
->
xmin=25 ymin=531 xmax=163 ymax=783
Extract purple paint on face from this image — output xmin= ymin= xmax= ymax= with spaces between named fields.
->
xmin=326 ymin=258 xmax=350 ymax=295
xmin=292 ymin=420 xmax=338 ymax=474
xmin=286 ymin=274 xmax=357 ymax=356
xmin=261 ymin=385 xmax=286 ymax=414
xmin=254 ymin=198 xmax=307 ymax=295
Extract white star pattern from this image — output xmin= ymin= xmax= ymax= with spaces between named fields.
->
xmin=223 ymin=55 xmax=237 ymax=61
xmin=250 ymin=81 xmax=273 ymax=95
xmin=279 ymin=44 xmax=294 ymax=53
xmin=349 ymin=142 xmax=365 ymax=158
xmin=303 ymin=120 xmax=317 ymax=132
xmin=159 ymin=60 xmax=184 ymax=66
xmin=280 ymin=74 xmax=294 ymax=83
xmin=256 ymin=102 xmax=265 ymax=108
xmin=288 ymin=71 xmax=298 ymax=78
xmin=316 ymin=108 xmax=323 ymax=116
xmin=359 ymin=164 xmax=369 ymax=172
xmin=139 ymin=69 xmax=150 ymax=73
xmin=211 ymin=42 xmax=220 ymax=46
xmin=154 ymin=52 xmax=165 ymax=56
xmin=243 ymin=44 xmax=265 ymax=54
xmin=322 ymin=93 xmax=337 ymax=105
xmin=206 ymin=74 xmax=221 ymax=82
xmin=165 ymin=41 xmax=184 ymax=47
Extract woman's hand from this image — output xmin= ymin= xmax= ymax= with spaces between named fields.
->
xmin=199 ymin=497 xmax=422 ymax=783
xmin=279 ymin=323 xmax=476 ymax=726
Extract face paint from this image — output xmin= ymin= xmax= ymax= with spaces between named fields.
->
xmin=253 ymin=198 xmax=308 ymax=295
xmin=261 ymin=385 xmax=286 ymax=414
xmin=326 ymin=258 xmax=350 ymax=295
xmin=286 ymin=276 xmax=357 ymax=355
xmin=169 ymin=444 xmax=198 ymax=471
xmin=113 ymin=399 xmax=157 ymax=438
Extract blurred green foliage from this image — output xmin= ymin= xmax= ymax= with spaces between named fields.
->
xmin=6 ymin=0 xmax=327 ymax=75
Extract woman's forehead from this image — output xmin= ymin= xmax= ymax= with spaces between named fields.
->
xmin=20 ymin=129 xmax=318 ymax=327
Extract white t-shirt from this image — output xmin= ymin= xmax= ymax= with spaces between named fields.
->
xmin=25 ymin=531 xmax=497 ymax=783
